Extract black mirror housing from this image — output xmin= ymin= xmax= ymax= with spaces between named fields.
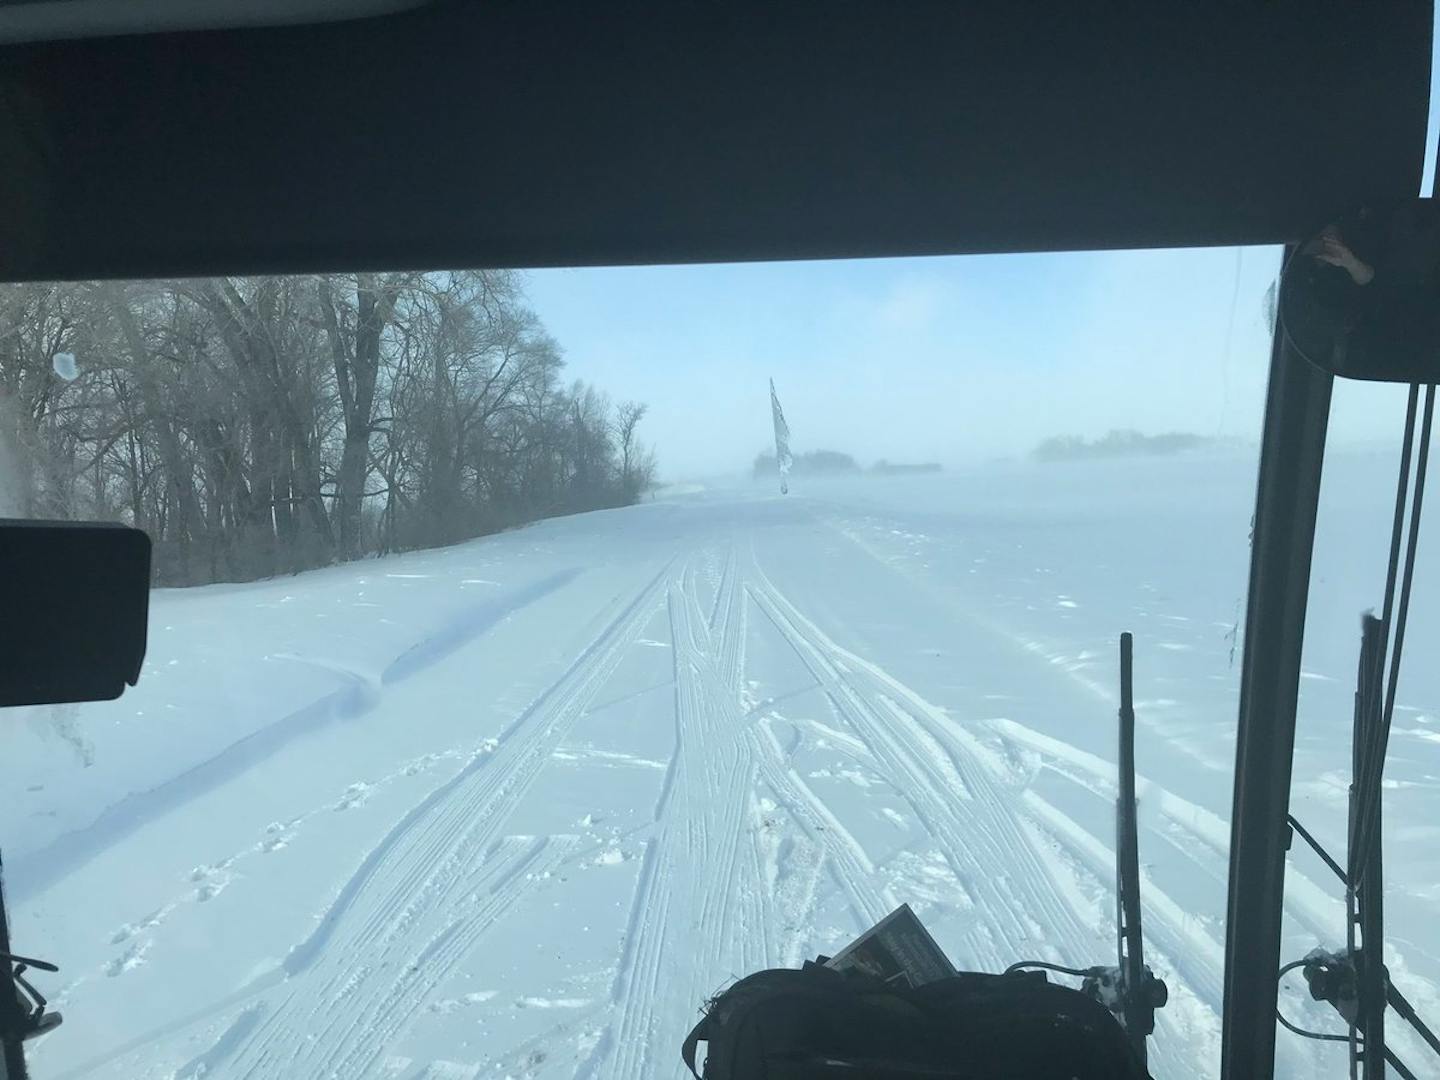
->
xmin=0 ymin=520 xmax=150 ymax=707
xmin=1282 ymin=199 xmax=1440 ymax=383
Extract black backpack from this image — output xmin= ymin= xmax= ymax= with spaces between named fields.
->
xmin=682 ymin=963 xmax=1151 ymax=1080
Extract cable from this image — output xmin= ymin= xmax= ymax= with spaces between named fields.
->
xmin=1352 ymin=383 xmax=1435 ymax=881
xmin=1003 ymin=960 xmax=1094 ymax=979
xmin=1354 ymin=384 xmax=1422 ymax=882
xmin=1287 ymin=815 xmax=1348 ymax=886
xmin=1215 ymin=245 xmax=1242 ymax=438
xmin=1380 ymin=385 xmax=1421 ymax=635
xmin=1277 ymin=949 xmax=1440 ymax=1068
xmin=1276 ymin=959 xmax=1352 ymax=1044
xmin=1379 ymin=382 xmax=1434 ymax=747
xmin=1276 ymin=1007 xmax=1353 ymax=1044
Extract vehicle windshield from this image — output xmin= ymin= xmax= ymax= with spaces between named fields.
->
xmin=0 ymin=248 xmax=1434 ymax=1080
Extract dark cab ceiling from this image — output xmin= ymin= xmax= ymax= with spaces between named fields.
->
xmin=0 ymin=2 xmax=1431 ymax=281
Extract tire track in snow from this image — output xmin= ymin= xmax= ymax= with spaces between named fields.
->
xmin=984 ymin=713 xmax=1365 ymax=1075
xmin=786 ymin=513 xmax=1307 ymax=1068
xmin=586 ymin=549 xmax=762 ymax=1080
xmin=990 ymin=718 xmax=1440 ymax=1072
xmin=741 ymin=538 xmax=896 ymax=936
xmin=13 ymin=570 xmax=581 ymax=904
xmin=750 ymin=717 xmax=896 ymax=928
xmin=183 ymin=835 xmax=572 ymax=1080
xmin=293 ymin=565 xmax=668 ymax=973
xmin=79 ymin=748 xmax=472 ymax=1000
xmin=695 ymin=549 xmax=762 ymax=979
xmin=753 ymin=791 xmax=828 ymax=970
xmin=743 ymin=571 xmax=1244 ymax=1073
xmin=1014 ymin=808 xmax=1238 ymax=1080
xmin=188 ymin=566 xmax=669 ymax=1079
xmin=747 ymin=568 xmax=1107 ymax=975
xmin=1016 ymin=799 xmax=1318 ymax=1079
xmin=985 ymin=714 xmax=1348 ymax=942
xmin=744 ymin=570 xmax=1240 ymax=1070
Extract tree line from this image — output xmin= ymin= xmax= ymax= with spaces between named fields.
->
xmin=1032 ymin=429 xmax=1214 ymax=463
xmin=752 ymin=449 xmax=859 ymax=478
xmin=0 ymin=272 xmax=655 ymax=585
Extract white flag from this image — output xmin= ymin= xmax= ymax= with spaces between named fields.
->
xmin=770 ymin=378 xmax=793 ymax=494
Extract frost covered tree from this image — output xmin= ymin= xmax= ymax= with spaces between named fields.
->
xmin=615 ymin=401 xmax=657 ymax=500
xmin=0 ymin=272 xmax=655 ymax=585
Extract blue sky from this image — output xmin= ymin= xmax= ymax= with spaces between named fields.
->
xmin=523 ymin=31 xmax=1440 ymax=482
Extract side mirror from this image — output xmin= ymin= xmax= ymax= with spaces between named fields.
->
xmin=0 ymin=520 xmax=151 ymax=707
xmin=1280 ymin=199 xmax=1440 ymax=383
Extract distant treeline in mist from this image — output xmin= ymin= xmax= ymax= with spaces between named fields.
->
xmin=0 ymin=273 xmax=655 ymax=586
xmin=1033 ymin=428 xmax=1215 ymax=463
xmin=873 ymin=460 xmax=942 ymax=476
xmin=753 ymin=450 xmax=944 ymax=478
xmin=753 ymin=449 xmax=861 ymax=478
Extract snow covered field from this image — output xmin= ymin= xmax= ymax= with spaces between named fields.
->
xmin=4 ymin=449 xmax=1438 ymax=1080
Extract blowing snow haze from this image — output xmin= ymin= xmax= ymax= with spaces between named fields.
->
xmin=525 ymin=249 xmax=1422 ymax=480
xmin=525 ymin=250 xmax=1259 ymax=479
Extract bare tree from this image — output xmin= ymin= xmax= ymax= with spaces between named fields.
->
xmin=614 ymin=400 xmax=656 ymax=500
xmin=318 ymin=272 xmax=408 ymax=559
xmin=0 ymin=269 xmax=655 ymax=585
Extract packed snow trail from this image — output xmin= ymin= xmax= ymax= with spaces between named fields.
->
xmin=11 ymin=459 xmax=1439 ymax=1080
